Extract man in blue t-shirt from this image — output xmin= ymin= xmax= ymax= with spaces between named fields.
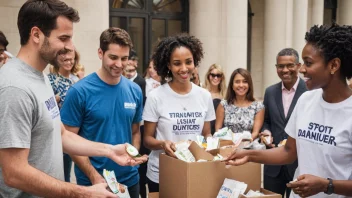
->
xmin=61 ymin=27 xmax=143 ymax=198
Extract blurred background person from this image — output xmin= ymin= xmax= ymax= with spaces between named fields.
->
xmin=215 ymin=68 xmax=264 ymax=140
xmin=0 ymin=31 xmax=9 ymax=67
xmin=145 ymin=59 xmax=161 ymax=97
xmin=204 ymin=64 xmax=227 ymax=134
xmin=47 ymin=49 xmax=81 ymax=183
xmin=190 ymin=66 xmax=201 ymax=86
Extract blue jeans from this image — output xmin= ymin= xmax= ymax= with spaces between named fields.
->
xmin=63 ymin=153 xmax=72 ymax=182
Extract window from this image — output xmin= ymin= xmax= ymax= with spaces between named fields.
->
xmin=110 ymin=0 xmax=189 ymax=74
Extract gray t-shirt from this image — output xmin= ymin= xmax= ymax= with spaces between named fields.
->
xmin=0 ymin=58 xmax=64 ymax=198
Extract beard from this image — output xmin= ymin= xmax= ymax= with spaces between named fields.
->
xmin=39 ymin=37 xmax=68 ymax=65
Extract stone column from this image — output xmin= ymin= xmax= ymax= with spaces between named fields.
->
xmin=308 ymin=0 xmax=324 ymax=27
xmin=262 ymin=0 xmax=292 ymax=90
xmin=337 ymin=0 xmax=352 ymax=25
xmin=292 ymin=0 xmax=308 ymax=58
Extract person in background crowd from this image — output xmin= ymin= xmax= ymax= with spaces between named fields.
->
xmin=60 ymin=27 xmax=146 ymax=198
xmin=145 ymin=59 xmax=161 ymax=97
xmin=143 ymin=34 xmax=215 ymax=193
xmin=47 ymin=49 xmax=81 ymax=183
xmin=215 ymin=68 xmax=264 ymax=140
xmin=190 ymin=66 xmax=201 ymax=86
xmin=125 ymin=49 xmax=146 ymax=106
xmin=0 ymin=31 xmax=9 ymax=67
xmin=203 ymin=63 xmax=227 ymax=134
xmin=224 ymin=23 xmax=352 ymax=198
xmin=260 ymin=48 xmax=307 ymax=198
xmin=75 ymin=61 xmax=85 ymax=79
xmin=0 ymin=1 xmax=146 ymax=198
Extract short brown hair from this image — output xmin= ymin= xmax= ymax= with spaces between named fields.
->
xmin=225 ymin=68 xmax=255 ymax=104
xmin=18 ymin=0 xmax=80 ymax=45
xmin=100 ymin=27 xmax=133 ymax=53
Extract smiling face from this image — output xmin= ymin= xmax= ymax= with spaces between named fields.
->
xmin=300 ymin=43 xmax=332 ymax=90
xmin=168 ymin=46 xmax=194 ymax=84
xmin=38 ymin=16 xmax=74 ymax=65
xmin=98 ymin=43 xmax=130 ymax=80
xmin=276 ymin=55 xmax=299 ymax=88
xmin=147 ymin=61 xmax=158 ymax=79
xmin=58 ymin=50 xmax=75 ymax=72
xmin=124 ymin=64 xmax=137 ymax=79
xmin=232 ymin=73 xmax=249 ymax=97
xmin=208 ymin=68 xmax=222 ymax=86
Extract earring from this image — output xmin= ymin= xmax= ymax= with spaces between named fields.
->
xmin=331 ymin=71 xmax=335 ymax=75
xmin=167 ymin=70 xmax=171 ymax=76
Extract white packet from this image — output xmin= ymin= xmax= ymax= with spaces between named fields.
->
xmin=246 ymin=190 xmax=264 ymax=197
xmin=103 ymin=169 xmax=119 ymax=194
xmin=174 ymin=149 xmax=196 ymax=162
xmin=214 ymin=127 xmax=233 ymax=140
xmin=217 ymin=178 xmax=238 ymax=198
xmin=175 ymin=141 xmax=191 ymax=150
xmin=116 ymin=184 xmax=131 ymax=198
xmin=195 ymin=135 xmax=205 ymax=148
xmin=206 ymin=137 xmax=220 ymax=151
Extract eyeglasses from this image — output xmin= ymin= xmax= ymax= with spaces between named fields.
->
xmin=209 ymin=73 xmax=222 ymax=78
xmin=275 ymin=63 xmax=297 ymax=70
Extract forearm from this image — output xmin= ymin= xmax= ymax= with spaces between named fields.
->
xmin=62 ymin=129 xmax=111 ymax=157
xmin=132 ymin=130 xmax=141 ymax=151
xmin=70 ymin=155 xmax=102 ymax=183
xmin=334 ymin=180 xmax=352 ymax=196
xmin=4 ymin=163 xmax=89 ymax=198
xmin=144 ymin=136 xmax=165 ymax=150
xmin=245 ymin=146 xmax=296 ymax=165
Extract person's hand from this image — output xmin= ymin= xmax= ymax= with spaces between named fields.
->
xmin=0 ymin=52 xmax=8 ymax=65
xmin=108 ymin=143 xmax=148 ymax=166
xmin=259 ymin=130 xmax=275 ymax=148
xmin=287 ymin=174 xmax=329 ymax=197
xmin=86 ymin=183 xmax=118 ymax=198
xmin=222 ymin=149 xmax=249 ymax=166
xmin=161 ymin=140 xmax=177 ymax=158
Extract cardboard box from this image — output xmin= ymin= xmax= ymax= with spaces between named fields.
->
xmin=159 ymin=142 xmax=262 ymax=198
xmin=148 ymin=192 xmax=159 ymax=198
xmin=239 ymin=188 xmax=281 ymax=198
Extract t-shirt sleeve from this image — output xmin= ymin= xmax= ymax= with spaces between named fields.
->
xmin=142 ymin=93 xmax=159 ymax=122
xmin=133 ymin=87 xmax=143 ymax=123
xmin=60 ymin=87 xmax=83 ymax=127
xmin=220 ymin=99 xmax=227 ymax=107
xmin=285 ymin=100 xmax=299 ymax=139
xmin=0 ymin=87 xmax=33 ymax=148
xmin=255 ymin=101 xmax=265 ymax=114
xmin=205 ymin=94 xmax=216 ymax=121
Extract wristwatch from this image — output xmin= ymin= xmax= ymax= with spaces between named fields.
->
xmin=324 ymin=178 xmax=334 ymax=195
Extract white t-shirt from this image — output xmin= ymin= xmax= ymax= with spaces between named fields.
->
xmin=143 ymin=83 xmax=216 ymax=183
xmin=286 ymin=89 xmax=352 ymax=198
xmin=145 ymin=78 xmax=161 ymax=98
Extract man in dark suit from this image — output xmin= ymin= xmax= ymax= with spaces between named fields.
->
xmin=261 ymin=48 xmax=307 ymax=198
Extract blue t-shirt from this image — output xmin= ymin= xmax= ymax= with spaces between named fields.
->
xmin=60 ymin=73 xmax=143 ymax=187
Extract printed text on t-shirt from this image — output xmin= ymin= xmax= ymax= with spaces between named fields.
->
xmin=298 ymin=122 xmax=336 ymax=146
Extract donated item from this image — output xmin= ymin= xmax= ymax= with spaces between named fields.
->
xmin=239 ymin=188 xmax=281 ymax=198
xmin=214 ymin=127 xmax=234 ymax=140
xmin=241 ymin=131 xmax=252 ymax=141
xmin=175 ymin=140 xmax=191 ymax=150
xmin=206 ymin=137 xmax=220 ymax=151
xmin=103 ymin=169 xmax=119 ymax=194
xmin=195 ymin=135 xmax=205 ymax=148
xmin=174 ymin=149 xmax=196 ymax=162
xmin=213 ymin=154 xmax=224 ymax=161
xmin=126 ymin=144 xmax=141 ymax=157
xmin=245 ymin=190 xmax=264 ymax=197
xmin=278 ymin=139 xmax=287 ymax=147
xmin=243 ymin=139 xmax=266 ymax=150
xmin=160 ymin=141 xmax=262 ymax=198
xmin=217 ymin=178 xmax=247 ymax=198
xmin=260 ymin=135 xmax=272 ymax=145
xmin=116 ymin=184 xmax=131 ymax=198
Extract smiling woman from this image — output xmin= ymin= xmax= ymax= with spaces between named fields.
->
xmin=142 ymin=34 xmax=215 ymax=193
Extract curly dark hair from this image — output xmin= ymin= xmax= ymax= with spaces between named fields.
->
xmin=152 ymin=33 xmax=204 ymax=84
xmin=305 ymin=23 xmax=352 ymax=79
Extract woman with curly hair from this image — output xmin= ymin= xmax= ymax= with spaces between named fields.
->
xmin=224 ymin=23 xmax=352 ymax=198
xmin=215 ymin=68 xmax=264 ymax=140
xmin=143 ymin=34 xmax=215 ymax=192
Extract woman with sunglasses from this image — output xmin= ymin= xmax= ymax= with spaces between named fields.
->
xmin=224 ymin=23 xmax=352 ymax=198
xmin=143 ymin=34 xmax=215 ymax=193
xmin=215 ymin=68 xmax=264 ymax=140
xmin=204 ymin=64 xmax=227 ymax=134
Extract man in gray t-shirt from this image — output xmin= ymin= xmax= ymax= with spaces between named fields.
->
xmin=0 ymin=1 xmax=147 ymax=198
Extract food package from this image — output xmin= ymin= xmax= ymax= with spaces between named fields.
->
xmin=206 ymin=137 xmax=220 ymax=151
xmin=278 ymin=139 xmax=287 ymax=147
xmin=217 ymin=178 xmax=248 ymax=198
xmin=126 ymin=144 xmax=141 ymax=157
xmin=214 ymin=127 xmax=234 ymax=141
xmin=174 ymin=148 xmax=196 ymax=162
xmin=260 ymin=135 xmax=272 ymax=145
xmin=245 ymin=190 xmax=264 ymax=197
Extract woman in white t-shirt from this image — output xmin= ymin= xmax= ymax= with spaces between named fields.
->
xmin=145 ymin=60 xmax=161 ymax=97
xmin=143 ymin=34 xmax=215 ymax=193
xmin=224 ymin=23 xmax=352 ymax=198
